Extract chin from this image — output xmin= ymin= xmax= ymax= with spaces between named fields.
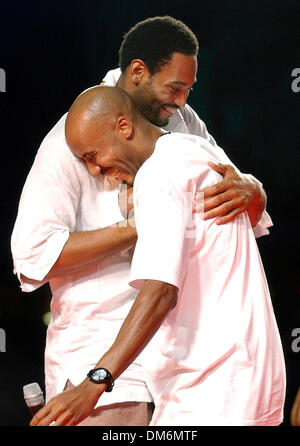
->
xmin=150 ymin=115 xmax=169 ymax=127
xmin=104 ymin=168 xmax=134 ymax=186
xmin=105 ymin=170 xmax=123 ymax=182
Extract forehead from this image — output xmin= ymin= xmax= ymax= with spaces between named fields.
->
xmin=154 ymin=52 xmax=197 ymax=85
xmin=69 ymin=115 xmax=111 ymax=157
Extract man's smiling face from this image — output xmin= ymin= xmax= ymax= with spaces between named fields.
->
xmin=130 ymin=52 xmax=197 ymax=127
xmin=71 ymin=128 xmax=136 ymax=186
xmin=66 ymin=104 xmax=138 ymax=186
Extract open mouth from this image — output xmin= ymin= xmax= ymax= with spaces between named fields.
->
xmin=161 ymin=105 xmax=178 ymax=116
xmin=103 ymin=168 xmax=123 ymax=181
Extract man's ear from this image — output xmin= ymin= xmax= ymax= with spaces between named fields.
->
xmin=115 ymin=116 xmax=133 ymax=139
xmin=129 ymin=59 xmax=148 ymax=85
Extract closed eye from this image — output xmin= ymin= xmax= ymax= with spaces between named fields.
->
xmin=168 ymin=85 xmax=194 ymax=96
xmin=169 ymin=86 xmax=180 ymax=93
xmin=83 ymin=152 xmax=97 ymax=162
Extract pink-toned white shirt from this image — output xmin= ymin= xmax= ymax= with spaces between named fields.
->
xmin=129 ymin=132 xmax=286 ymax=425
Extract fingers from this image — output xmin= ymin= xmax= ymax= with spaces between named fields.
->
xmin=50 ymin=410 xmax=75 ymax=426
xmin=30 ymin=409 xmax=72 ymax=427
xmin=202 ymin=189 xmax=233 ymax=212
xmin=214 ymin=207 xmax=245 ymax=225
xmin=30 ymin=405 xmax=55 ymax=426
xmin=201 ymin=186 xmax=245 ymax=212
xmin=203 ymin=192 xmax=246 ymax=222
xmin=199 ymin=172 xmax=235 ymax=198
xmin=201 ymin=163 xmax=238 ymax=198
xmin=30 ymin=402 xmax=73 ymax=427
xmin=207 ymin=161 xmax=231 ymax=176
xmin=204 ymin=201 xmax=245 ymax=223
xmin=195 ymin=186 xmax=245 ymax=224
xmin=200 ymin=182 xmax=227 ymax=199
xmin=195 ymin=162 xmax=251 ymax=225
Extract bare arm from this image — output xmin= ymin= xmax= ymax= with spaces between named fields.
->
xmin=30 ymin=280 xmax=178 ymax=426
xmin=45 ymin=217 xmax=137 ymax=279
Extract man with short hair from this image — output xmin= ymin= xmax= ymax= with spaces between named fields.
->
xmin=103 ymin=16 xmax=269 ymax=229
xmin=12 ymin=16 xmax=271 ymax=426
xmin=30 ymin=86 xmax=285 ymax=426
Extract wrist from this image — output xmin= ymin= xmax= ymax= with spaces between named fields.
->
xmin=87 ymin=367 xmax=114 ymax=392
xmin=247 ymin=179 xmax=266 ymax=227
xmin=79 ymin=377 xmax=107 ymax=400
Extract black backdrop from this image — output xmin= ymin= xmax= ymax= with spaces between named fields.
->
xmin=0 ymin=0 xmax=299 ymax=427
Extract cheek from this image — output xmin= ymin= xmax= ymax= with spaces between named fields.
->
xmin=98 ymin=147 xmax=116 ymax=165
xmin=138 ymin=83 xmax=163 ymax=106
xmin=149 ymin=85 xmax=168 ymax=104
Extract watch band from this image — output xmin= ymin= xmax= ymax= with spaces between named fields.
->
xmin=87 ymin=367 xmax=114 ymax=392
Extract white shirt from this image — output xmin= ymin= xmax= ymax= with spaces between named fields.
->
xmin=129 ymin=133 xmax=286 ymax=426
xmin=11 ymin=68 xmax=272 ymax=408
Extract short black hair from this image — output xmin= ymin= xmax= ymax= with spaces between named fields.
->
xmin=119 ymin=16 xmax=199 ymax=75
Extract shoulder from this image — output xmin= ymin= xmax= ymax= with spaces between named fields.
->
xmin=26 ymin=113 xmax=82 ymax=189
xmin=135 ymin=133 xmax=213 ymax=195
xmin=180 ymin=104 xmax=217 ymax=146
xmin=155 ymin=132 xmax=211 ymax=161
xmin=180 ymin=104 xmax=205 ymax=130
xmin=35 ymin=114 xmax=77 ymax=168
xmin=101 ymin=68 xmax=121 ymax=86
xmin=38 ymin=113 xmax=69 ymax=158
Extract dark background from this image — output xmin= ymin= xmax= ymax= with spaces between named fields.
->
xmin=0 ymin=0 xmax=299 ymax=427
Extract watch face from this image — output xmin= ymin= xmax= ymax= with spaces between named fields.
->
xmin=92 ymin=369 xmax=108 ymax=381
xmin=88 ymin=368 xmax=114 ymax=391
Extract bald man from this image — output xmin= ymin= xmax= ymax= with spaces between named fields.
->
xmin=65 ymin=86 xmax=160 ymax=186
xmin=31 ymin=86 xmax=285 ymax=426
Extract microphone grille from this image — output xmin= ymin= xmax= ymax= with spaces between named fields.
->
xmin=23 ymin=382 xmax=44 ymax=406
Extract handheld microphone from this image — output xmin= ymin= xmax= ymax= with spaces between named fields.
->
xmin=23 ymin=382 xmax=44 ymax=416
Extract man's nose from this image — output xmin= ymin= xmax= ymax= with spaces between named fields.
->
xmin=173 ymin=91 xmax=188 ymax=109
xmin=86 ymin=160 xmax=101 ymax=177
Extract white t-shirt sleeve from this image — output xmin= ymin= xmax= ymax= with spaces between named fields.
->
xmin=129 ymin=158 xmax=191 ymax=291
xmin=11 ymin=119 xmax=81 ymax=291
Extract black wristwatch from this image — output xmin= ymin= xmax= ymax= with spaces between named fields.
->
xmin=87 ymin=367 xmax=114 ymax=392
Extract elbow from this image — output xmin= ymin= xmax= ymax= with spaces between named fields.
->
xmin=165 ymin=284 xmax=178 ymax=310
xmin=154 ymin=281 xmax=178 ymax=311
xmin=140 ymin=280 xmax=179 ymax=318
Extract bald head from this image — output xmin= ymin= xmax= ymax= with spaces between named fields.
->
xmin=65 ymin=86 xmax=138 ymax=152
xmin=67 ymin=85 xmax=135 ymax=120
xmin=64 ymin=85 xmax=163 ymax=182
